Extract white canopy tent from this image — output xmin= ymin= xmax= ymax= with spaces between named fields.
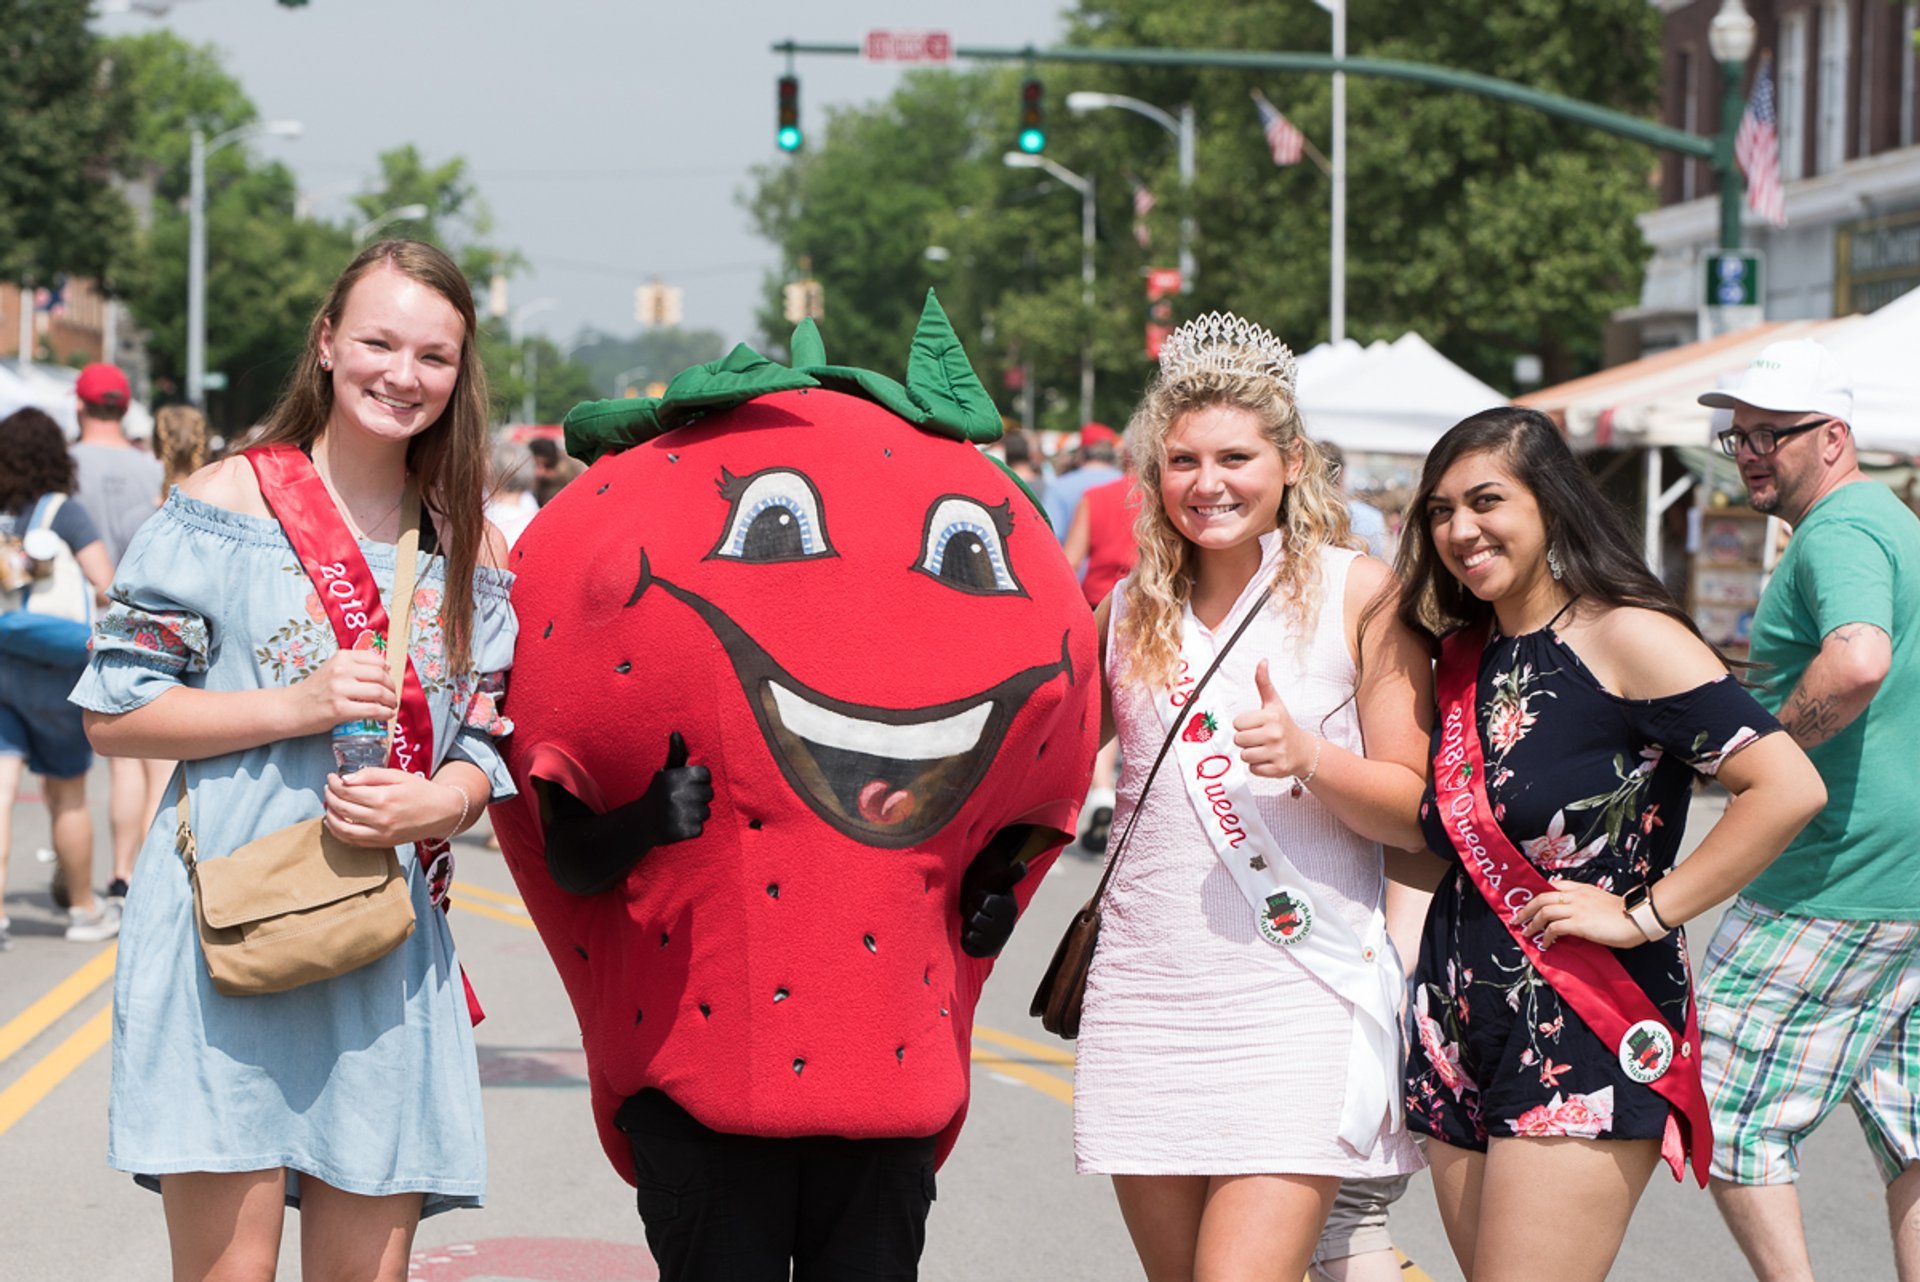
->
xmin=1295 ymin=332 xmax=1507 ymax=457
xmin=1528 ymin=287 xmax=1920 ymax=458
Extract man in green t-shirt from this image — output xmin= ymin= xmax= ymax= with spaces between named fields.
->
xmin=1694 ymin=338 xmax=1920 ymax=1280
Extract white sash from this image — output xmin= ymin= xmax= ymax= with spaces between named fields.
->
xmin=1153 ymin=548 xmax=1404 ymax=1151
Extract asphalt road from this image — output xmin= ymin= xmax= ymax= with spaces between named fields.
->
xmin=0 ymin=770 xmax=1897 ymax=1279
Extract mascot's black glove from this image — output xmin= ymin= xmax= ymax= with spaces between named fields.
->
xmin=543 ymin=731 xmax=713 ymax=896
xmin=959 ymin=827 xmax=1033 ymax=959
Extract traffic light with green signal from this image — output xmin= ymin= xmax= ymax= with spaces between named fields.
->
xmin=1017 ymin=77 xmax=1045 ymax=153
xmin=777 ymin=76 xmax=802 ymax=152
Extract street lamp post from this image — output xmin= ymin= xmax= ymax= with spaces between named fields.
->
xmin=511 ymin=298 xmax=558 ymax=425
xmin=189 ymin=119 xmax=302 ymax=406
xmin=354 ymin=202 xmax=430 ymax=244
xmin=1065 ymin=92 xmax=1196 ymax=293
xmin=1708 ymin=0 xmax=1757 ymax=252
xmin=1005 ymin=152 xmax=1096 ymax=427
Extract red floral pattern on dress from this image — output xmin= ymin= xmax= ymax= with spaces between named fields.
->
xmin=1507 ymin=1087 xmax=1615 ymax=1139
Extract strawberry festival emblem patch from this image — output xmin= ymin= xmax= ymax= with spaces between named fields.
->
xmin=1257 ymin=887 xmax=1314 ymax=947
xmin=1181 ymin=710 xmax=1218 ymax=743
xmin=1618 ymin=1018 xmax=1674 ymax=1084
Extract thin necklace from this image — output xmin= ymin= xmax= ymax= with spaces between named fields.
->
xmin=317 ymin=471 xmax=404 ymax=538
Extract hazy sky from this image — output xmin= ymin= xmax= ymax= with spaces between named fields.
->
xmin=94 ymin=0 xmax=1068 ymax=348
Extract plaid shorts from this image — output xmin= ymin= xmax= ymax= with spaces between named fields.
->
xmin=1698 ymin=897 xmax=1920 ymax=1186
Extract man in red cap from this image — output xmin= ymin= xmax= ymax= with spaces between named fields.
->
xmin=69 ymin=363 xmax=163 ymax=907
xmin=1041 ymin=422 xmax=1123 ymax=544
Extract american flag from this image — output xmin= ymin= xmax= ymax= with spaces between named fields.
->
xmin=1252 ymin=90 xmax=1305 ymax=166
xmin=1735 ymin=55 xmax=1787 ymax=228
xmin=1130 ymin=175 xmax=1155 ymax=248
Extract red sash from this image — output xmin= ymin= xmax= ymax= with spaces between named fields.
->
xmin=1433 ymin=628 xmax=1708 ymax=1185
xmin=246 ymin=445 xmax=484 ymax=1026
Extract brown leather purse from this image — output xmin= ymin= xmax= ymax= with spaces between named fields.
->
xmin=174 ymin=494 xmax=423 ymax=997
xmin=1030 ymin=585 xmax=1274 ymax=1039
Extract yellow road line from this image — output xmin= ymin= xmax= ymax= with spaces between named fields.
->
xmin=0 ymin=1003 xmax=112 ymax=1138
xmin=455 ymin=881 xmax=530 ymax=910
xmin=1397 ymin=1250 xmax=1436 ymax=1281
xmin=970 ymin=1043 xmax=1074 ymax=1105
xmin=417 ymin=885 xmax=1434 ymax=1279
xmin=0 ymin=945 xmax=116 ymax=1068
xmin=972 ymin=1023 xmax=1077 ymax=1069
xmin=455 ymin=899 xmax=537 ymax=931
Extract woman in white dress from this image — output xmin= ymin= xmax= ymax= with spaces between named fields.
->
xmin=1074 ymin=313 xmax=1435 ymax=1281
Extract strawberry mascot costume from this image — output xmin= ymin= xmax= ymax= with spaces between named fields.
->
xmin=490 ymin=295 xmax=1098 ymax=1280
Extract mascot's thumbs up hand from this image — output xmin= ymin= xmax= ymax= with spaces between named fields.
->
xmin=959 ymin=847 xmax=1028 ymax=959
xmin=543 ymin=732 xmax=713 ymax=896
xmin=636 ymin=731 xmax=714 ymax=847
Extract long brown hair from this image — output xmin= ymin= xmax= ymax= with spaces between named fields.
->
xmin=152 ymin=404 xmax=208 ymax=493
xmin=1396 ymin=407 xmax=1734 ymax=666
xmin=244 ymin=240 xmax=492 ymax=671
xmin=1117 ymin=365 xmax=1358 ymax=687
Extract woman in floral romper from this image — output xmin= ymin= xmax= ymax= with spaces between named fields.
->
xmin=75 ymin=241 xmax=515 ymax=1282
xmin=1395 ymin=409 xmax=1823 ymax=1282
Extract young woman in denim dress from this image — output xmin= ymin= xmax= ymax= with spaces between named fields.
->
xmin=73 ymin=241 xmax=515 ymax=1281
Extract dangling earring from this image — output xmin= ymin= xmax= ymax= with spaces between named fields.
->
xmin=1547 ymin=544 xmax=1565 ymax=582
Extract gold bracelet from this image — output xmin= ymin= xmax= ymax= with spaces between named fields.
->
xmin=1290 ymin=737 xmax=1324 ymax=799
xmin=442 ymin=782 xmax=471 ymax=843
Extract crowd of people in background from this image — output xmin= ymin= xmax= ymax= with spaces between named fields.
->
xmin=3 ymin=264 xmax=1915 ymax=1282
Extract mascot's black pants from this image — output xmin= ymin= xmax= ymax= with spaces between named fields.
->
xmin=615 ymin=1089 xmax=938 ymax=1281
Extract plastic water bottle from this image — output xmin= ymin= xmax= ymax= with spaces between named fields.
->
xmin=331 ymin=720 xmax=387 ymax=775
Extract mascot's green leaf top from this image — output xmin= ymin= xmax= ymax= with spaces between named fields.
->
xmin=564 ymin=291 xmax=1004 ymax=464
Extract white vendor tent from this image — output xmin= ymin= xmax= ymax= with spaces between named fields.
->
xmin=1521 ymin=287 xmax=1920 ymax=458
xmin=1296 ymin=332 xmax=1507 ymax=457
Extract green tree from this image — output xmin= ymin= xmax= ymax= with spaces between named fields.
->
xmin=0 ymin=0 xmax=135 ymax=297
xmin=106 ymin=30 xmax=354 ymax=428
xmin=352 ymin=145 xmax=521 ymax=285
xmin=746 ymin=0 xmax=1665 ymax=420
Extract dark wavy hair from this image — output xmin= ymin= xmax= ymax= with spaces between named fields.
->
xmin=0 ymin=409 xmax=77 ymax=514
xmin=1395 ymin=407 xmax=1729 ymax=664
xmin=239 ymin=239 xmax=491 ymax=671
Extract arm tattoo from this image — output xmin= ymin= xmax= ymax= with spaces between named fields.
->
xmin=1780 ymin=687 xmax=1846 ymax=748
xmin=1827 ymin=622 xmax=1891 ymax=648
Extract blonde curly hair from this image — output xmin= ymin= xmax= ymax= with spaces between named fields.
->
xmin=1116 ymin=365 xmax=1357 ymax=688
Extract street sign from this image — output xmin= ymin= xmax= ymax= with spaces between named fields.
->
xmin=1704 ymin=251 xmax=1761 ymax=307
xmin=201 ymin=371 xmax=228 ymax=391
xmin=862 ymin=30 xmax=952 ymax=63
xmin=1700 ymin=249 xmax=1765 ymax=339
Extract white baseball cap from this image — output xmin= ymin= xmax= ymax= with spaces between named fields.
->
xmin=1698 ymin=338 xmax=1853 ymax=423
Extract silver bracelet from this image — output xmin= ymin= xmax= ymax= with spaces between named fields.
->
xmin=1290 ymin=736 xmax=1324 ymax=799
xmin=441 ymin=782 xmax=472 ymax=843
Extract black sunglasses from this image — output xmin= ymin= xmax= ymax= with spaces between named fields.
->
xmin=1715 ymin=420 xmax=1827 ymax=458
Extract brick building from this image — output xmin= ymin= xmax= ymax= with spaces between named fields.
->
xmin=1624 ymin=0 xmax=1920 ymax=351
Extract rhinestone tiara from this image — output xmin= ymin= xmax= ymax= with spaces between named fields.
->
xmin=1156 ymin=311 xmax=1298 ymax=393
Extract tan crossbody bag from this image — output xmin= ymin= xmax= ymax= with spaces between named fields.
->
xmin=173 ymin=493 xmax=422 ymax=996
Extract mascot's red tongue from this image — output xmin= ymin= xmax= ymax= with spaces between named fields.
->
xmin=858 ymin=780 xmax=915 ymax=826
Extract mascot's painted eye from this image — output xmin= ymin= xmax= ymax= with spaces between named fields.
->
xmin=913 ymin=496 xmax=1024 ymax=597
xmin=710 ymin=467 xmax=835 ymax=563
